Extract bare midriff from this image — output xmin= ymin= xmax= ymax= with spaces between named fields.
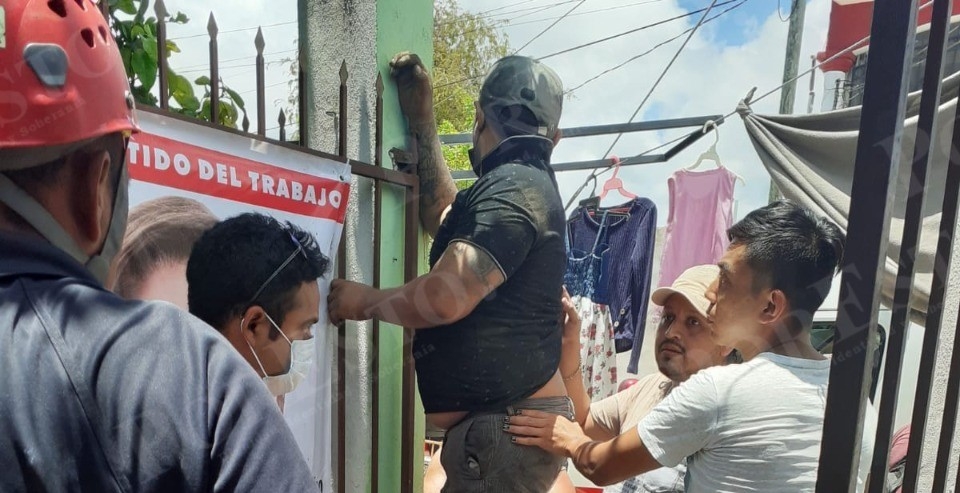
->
xmin=425 ymin=370 xmax=567 ymax=430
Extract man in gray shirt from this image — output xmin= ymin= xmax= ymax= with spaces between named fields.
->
xmin=0 ymin=3 xmax=317 ymax=490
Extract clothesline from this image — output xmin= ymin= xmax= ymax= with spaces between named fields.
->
xmin=564 ymin=0 xmax=936 ymax=211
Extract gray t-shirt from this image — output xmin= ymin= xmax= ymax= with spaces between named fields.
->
xmin=638 ymin=352 xmax=874 ymax=493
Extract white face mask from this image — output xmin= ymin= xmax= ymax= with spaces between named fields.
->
xmin=244 ymin=312 xmax=314 ymax=396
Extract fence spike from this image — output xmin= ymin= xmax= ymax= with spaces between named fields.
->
xmin=207 ymin=12 xmax=218 ymax=37
xmin=242 ymin=114 xmax=250 ymax=133
xmin=339 ymin=60 xmax=348 ymax=83
xmin=255 ymin=27 xmax=265 ymax=54
xmin=154 ymin=0 xmax=167 ymax=19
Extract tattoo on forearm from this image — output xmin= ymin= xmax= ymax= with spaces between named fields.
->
xmin=412 ymin=120 xmax=458 ymax=232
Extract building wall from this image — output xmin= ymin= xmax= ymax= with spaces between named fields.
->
xmin=299 ymin=0 xmax=432 ymax=491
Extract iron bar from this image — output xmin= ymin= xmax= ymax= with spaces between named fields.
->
xmin=339 ymin=61 xmax=349 ymax=158
xmin=869 ymin=2 xmax=953 ymax=492
xmin=208 ymin=13 xmax=220 ymax=125
xmin=278 ymin=109 xmax=287 ymax=143
xmin=401 ymin=176 xmax=419 ymax=493
xmin=438 ymin=115 xmax=723 ymax=145
xmin=370 ymin=72 xmax=384 ymax=493
xmin=155 ymin=0 xmax=169 ymax=111
xmin=930 ymin=74 xmax=960 ymax=493
xmin=336 ymin=229 xmax=347 ymax=493
xmin=298 ymin=48 xmax=307 ymax=146
xmin=816 ymin=0 xmax=919 ymax=491
xmin=255 ymin=28 xmax=266 ymax=136
xmin=450 ymin=124 xmax=713 ymax=179
xmin=906 ymin=70 xmax=960 ymax=493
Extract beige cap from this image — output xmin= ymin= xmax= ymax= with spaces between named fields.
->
xmin=651 ymin=264 xmax=720 ymax=318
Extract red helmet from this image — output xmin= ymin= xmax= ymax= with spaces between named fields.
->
xmin=0 ymin=0 xmax=139 ymax=157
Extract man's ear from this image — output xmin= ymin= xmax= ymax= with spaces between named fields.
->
xmin=240 ymin=305 xmax=270 ymax=344
xmin=69 ymin=149 xmax=112 ymax=254
xmin=761 ymin=289 xmax=789 ymax=326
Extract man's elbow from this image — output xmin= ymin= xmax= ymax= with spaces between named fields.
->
xmin=580 ymin=466 xmax=618 ymax=487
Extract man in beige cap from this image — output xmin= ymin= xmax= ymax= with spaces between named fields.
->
xmin=558 ymin=265 xmax=737 ymax=492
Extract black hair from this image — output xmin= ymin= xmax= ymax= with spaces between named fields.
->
xmin=727 ymin=200 xmax=845 ymax=331
xmin=186 ymin=213 xmax=329 ymax=336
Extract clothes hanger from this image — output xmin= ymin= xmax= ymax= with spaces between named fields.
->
xmin=687 ymin=121 xmax=746 ymax=187
xmin=599 ymin=156 xmax=638 ymax=202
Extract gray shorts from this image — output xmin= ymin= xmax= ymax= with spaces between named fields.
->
xmin=440 ymin=396 xmax=574 ymax=493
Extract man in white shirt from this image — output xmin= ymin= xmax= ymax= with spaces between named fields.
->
xmin=506 ymin=201 xmax=874 ymax=492
xmin=559 ymin=266 xmax=740 ymax=493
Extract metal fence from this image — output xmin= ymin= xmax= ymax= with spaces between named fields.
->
xmin=99 ymin=2 xmax=421 ymax=492
xmin=818 ymin=1 xmax=960 ymax=492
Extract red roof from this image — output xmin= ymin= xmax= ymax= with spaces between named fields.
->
xmin=817 ymin=0 xmax=960 ymax=73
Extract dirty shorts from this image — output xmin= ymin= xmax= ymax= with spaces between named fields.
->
xmin=440 ymin=396 xmax=574 ymax=493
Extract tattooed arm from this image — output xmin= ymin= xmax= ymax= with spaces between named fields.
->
xmin=390 ymin=52 xmax=459 ymax=237
xmin=328 ymin=241 xmax=504 ymax=328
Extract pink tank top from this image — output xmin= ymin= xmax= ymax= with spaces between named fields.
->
xmin=658 ymin=167 xmax=737 ymax=288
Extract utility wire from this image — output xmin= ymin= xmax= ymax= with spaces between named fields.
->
xmin=437 ymin=0 xmax=727 ymax=90
xmin=513 ymin=0 xmax=589 ymax=54
xmin=565 ymin=0 xmax=939 ymax=209
xmin=504 ymin=0 xmax=679 ymax=30
xmin=539 ymin=0 xmax=738 ymax=61
xmin=601 ymin=0 xmax=719 ymax=158
xmin=458 ymin=0 xmax=580 ymax=24
xmin=169 ymin=20 xmax=297 ymax=41
xmin=564 ymin=0 xmax=749 ymax=93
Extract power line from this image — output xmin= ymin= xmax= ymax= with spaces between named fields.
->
xmin=504 ymin=0 xmax=674 ymax=29
xmin=602 ymin=0 xmax=719 ymax=158
xmin=169 ymin=19 xmax=297 ymax=41
xmin=174 ymin=48 xmax=298 ymax=72
xmin=538 ymin=0 xmax=738 ymax=61
xmin=438 ymin=0 xmax=581 ymax=26
xmin=437 ymin=1 xmax=713 ymax=90
xmin=718 ymin=0 xmax=936 ymax=123
xmin=513 ymin=0 xmax=588 ymax=54
xmin=564 ymin=0 xmax=750 ymax=94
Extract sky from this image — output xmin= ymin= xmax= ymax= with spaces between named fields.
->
xmin=154 ymin=0 xmax=834 ymax=225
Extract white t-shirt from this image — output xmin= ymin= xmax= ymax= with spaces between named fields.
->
xmin=637 ymin=352 xmax=875 ymax=493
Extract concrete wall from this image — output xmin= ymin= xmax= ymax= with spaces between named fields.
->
xmin=300 ymin=0 xmax=431 ymax=491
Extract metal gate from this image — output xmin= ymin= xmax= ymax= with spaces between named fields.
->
xmin=98 ymin=2 xmax=422 ymax=491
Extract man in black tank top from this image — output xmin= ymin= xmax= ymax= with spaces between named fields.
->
xmin=328 ymin=54 xmax=572 ymax=492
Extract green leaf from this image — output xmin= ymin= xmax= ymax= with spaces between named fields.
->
xmin=200 ymin=99 xmax=212 ymax=121
xmin=178 ymin=94 xmax=201 ymax=113
xmin=116 ymin=0 xmax=137 ymax=15
xmin=166 ymin=40 xmax=181 ymax=54
xmin=168 ymin=73 xmax=195 ymax=99
xmin=194 ymin=75 xmax=211 ymax=86
xmin=142 ymin=36 xmax=158 ymax=63
xmin=173 ymin=12 xmax=190 ymax=24
xmin=131 ymin=25 xmax=146 ymax=38
xmin=131 ymin=50 xmax=157 ymax=92
xmin=224 ymin=87 xmax=245 ymax=109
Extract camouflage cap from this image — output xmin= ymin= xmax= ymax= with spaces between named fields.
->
xmin=479 ymin=56 xmax=563 ymax=138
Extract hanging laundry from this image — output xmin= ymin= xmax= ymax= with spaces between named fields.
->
xmin=565 ymin=210 xmax=617 ymax=400
xmin=658 ymin=167 xmax=737 ymax=289
xmin=566 ymin=198 xmax=657 ymax=378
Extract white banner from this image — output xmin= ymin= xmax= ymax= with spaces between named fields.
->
xmin=118 ymin=110 xmax=348 ymax=489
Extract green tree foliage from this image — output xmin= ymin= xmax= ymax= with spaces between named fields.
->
xmin=108 ymin=0 xmax=247 ymax=128
xmin=433 ymin=0 xmax=509 ymax=187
